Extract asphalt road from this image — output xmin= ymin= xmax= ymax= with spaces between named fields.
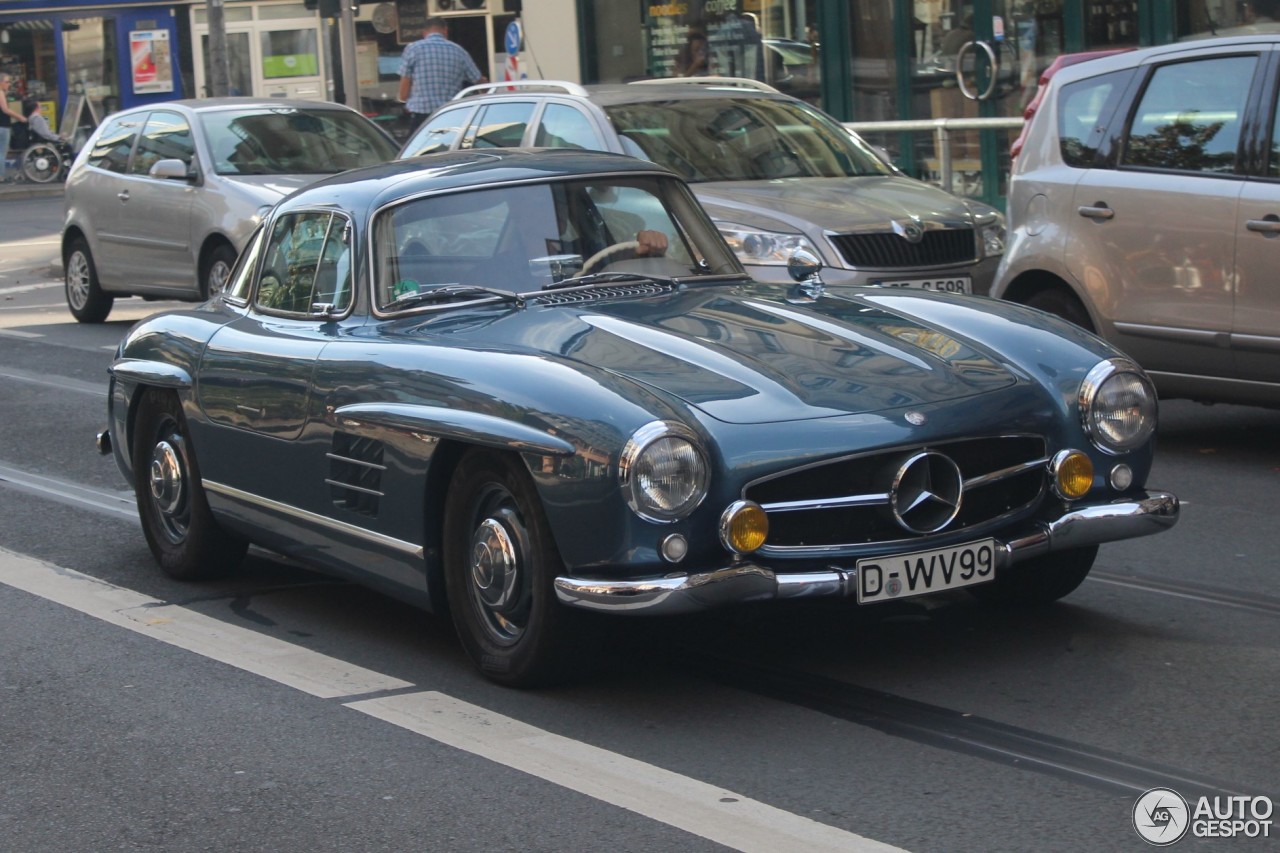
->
xmin=2 ymin=194 xmax=1277 ymax=852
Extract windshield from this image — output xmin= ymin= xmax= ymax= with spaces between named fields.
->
xmin=605 ymin=97 xmax=894 ymax=182
xmin=373 ymin=174 xmax=740 ymax=312
xmin=202 ymin=107 xmax=398 ymax=176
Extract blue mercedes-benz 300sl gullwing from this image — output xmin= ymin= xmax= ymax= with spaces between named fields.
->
xmin=98 ymin=149 xmax=1178 ymax=686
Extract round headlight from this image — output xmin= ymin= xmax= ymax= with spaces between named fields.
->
xmin=620 ymin=422 xmax=709 ymax=522
xmin=1080 ymin=359 xmax=1157 ymax=454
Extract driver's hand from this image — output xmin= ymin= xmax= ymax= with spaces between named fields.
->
xmin=635 ymin=230 xmax=668 ymax=257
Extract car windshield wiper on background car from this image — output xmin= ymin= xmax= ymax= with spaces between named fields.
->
xmin=386 ymin=285 xmax=524 ymax=310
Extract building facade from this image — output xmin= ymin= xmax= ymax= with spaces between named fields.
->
xmin=1 ymin=0 xmax=1267 ymax=203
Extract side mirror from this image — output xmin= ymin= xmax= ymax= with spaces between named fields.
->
xmin=150 ymin=158 xmax=195 ymax=181
xmin=786 ymin=248 xmax=823 ymax=282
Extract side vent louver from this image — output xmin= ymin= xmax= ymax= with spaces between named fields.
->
xmin=327 ymin=433 xmax=386 ymax=516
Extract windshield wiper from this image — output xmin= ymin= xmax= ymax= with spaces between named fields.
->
xmin=386 ymin=285 xmax=523 ymax=310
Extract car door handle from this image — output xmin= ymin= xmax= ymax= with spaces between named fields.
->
xmin=1245 ymin=216 xmax=1280 ymax=234
xmin=117 ymin=190 xmax=130 ymax=202
xmin=1077 ymin=204 xmax=1114 ymax=220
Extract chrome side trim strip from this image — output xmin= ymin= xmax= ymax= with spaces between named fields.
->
xmin=759 ymin=491 xmax=889 ymax=513
xmin=555 ymin=491 xmax=1179 ymax=615
xmin=325 ymin=452 xmax=388 ymax=471
xmin=323 ymin=478 xmax=384 ymax=498
xmin=203 ymin=480 xmax=421 ymax=558
xmin=1112 ymin=322 xmax=1230 ymax=347
xmin=108 ymin=358 xmax=193 ymax=390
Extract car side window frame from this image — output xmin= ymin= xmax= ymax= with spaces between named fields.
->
xmin=130 ymin=109 xmax=197 ymax=179
xmin=1055 ymin=69 xmax=1136 ymax=169
xmin=1115 ymin=52 xmax=1264 ymax=177
xmin=532 ymin=101 xmax=607 ymax=151
xmin=254 ymin=210 xmax=355 ymax=320
xmin=85 ymin=114 xmax=145 ymax=175
xmin=400 ymin=103 xmax=478 ymax=157
xmin=223 ymin=226 xmax=268 ymax=308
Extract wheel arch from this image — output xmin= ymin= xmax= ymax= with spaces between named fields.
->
xmin=999 ymin=269 xmax=1096 ymax=331
xmin=197 ymin=234 xmax=239 ymax=296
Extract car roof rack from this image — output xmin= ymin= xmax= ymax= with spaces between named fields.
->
xmin=453 ymin=80 xmax=589 ymax=100
xmin=627 ymin=76 xmax=780 ymax=93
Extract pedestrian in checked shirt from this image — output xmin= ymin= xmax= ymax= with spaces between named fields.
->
xmin=398 ymin=17 xmax=488 ymax=133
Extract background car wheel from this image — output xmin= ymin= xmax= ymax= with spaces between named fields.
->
xmin=969 ymin=546 xmax=1098 ymax=605
xmin=64 ymin=238 xmax=113 ymax=323
xmin=443 ymin=450 xmax=586 ymax=687
xmin=132 ymin=389 xmax=247 ymax=580
xmin=201 ymin=243 xmax=239 ymax=299
xmin=1025 ymin=288 xmax=1094 ymax=333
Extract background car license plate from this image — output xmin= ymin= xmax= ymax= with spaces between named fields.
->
xmin=856 ymin=539 xmax=996 ymax=603
xmin=875 ymin=276 xmax=972 ymax=293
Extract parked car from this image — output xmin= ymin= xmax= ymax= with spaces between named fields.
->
xmin=62 ymin=97 xmax=399 ymax=323
xmin=397 ymin=78 xmax=1006 ymax=295
xmin=98 ymin=149 xmax=1178 ymax=686
xmin=993 ymin=35 xmax=1280 ymax=408
xmin=1008 ymin=48 xmax=1133 ymax=163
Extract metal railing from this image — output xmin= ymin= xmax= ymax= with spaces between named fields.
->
xmin=844 ymin=117 xmax=1024 ymax=196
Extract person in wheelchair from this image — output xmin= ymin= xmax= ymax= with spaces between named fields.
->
xmin=20 ymin=98 xmax=74 ymax=183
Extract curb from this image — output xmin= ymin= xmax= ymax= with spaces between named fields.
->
xmin=0 ymin=183 xmax=65 ymax=201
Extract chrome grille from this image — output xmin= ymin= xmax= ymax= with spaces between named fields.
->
xmin=745 ymin=435 xmax=1047 ymax=552
xmin=830 ymin=228 xmax=976 ymax=268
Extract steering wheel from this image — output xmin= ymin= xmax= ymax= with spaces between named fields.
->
xmin=574 ymin=240 xmax=641 ymax=278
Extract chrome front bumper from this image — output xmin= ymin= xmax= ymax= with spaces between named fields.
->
xmin=554 ymin=491 xmax=1179 ymax=615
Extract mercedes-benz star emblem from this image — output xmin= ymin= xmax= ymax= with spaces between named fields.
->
xmin=890 ymin=450 xmax=963 ymax=534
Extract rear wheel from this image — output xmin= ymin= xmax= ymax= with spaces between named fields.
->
xmin=969 ymin=546 xmax=1098 ymax=605
xmin=22 ymin=143 xmax=62 ymax=183
xmin=132 ymin=389 xmax=247 ymax=580
xmin=201 ymin=243 xmax=238 ymax=299
xmin=1025 ymin=287 xmax=1094 ymax=333
xmin=443 ymin=450 xmax=584 ymax=687
xmin=64 ymin=237 xmax=113 ymax=323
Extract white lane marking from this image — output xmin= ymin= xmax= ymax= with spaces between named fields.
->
xmin=0 ymin=329 xmax=43 ymax=339
xmin=350 ymin=691 xmax=904 ymax=853
xmin=0 ymin=282 xmax=61 ymax=296
xmin=0 ymin=548 xmax=906 ymax=853
xmin=0 ymin=549 xmax=412 ymax=699
xmin=0 ymin=367 xmax=105 ymax=396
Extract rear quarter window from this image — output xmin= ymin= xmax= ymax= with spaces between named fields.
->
xmin=1057 ymin=70 xmax=1131 ymax=168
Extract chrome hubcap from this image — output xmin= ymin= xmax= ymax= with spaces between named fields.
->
xmin=467 ymin=504 xmax=530 ymax=645
xmin=67 ymin=253 xmax=90 ymax=309
xmin=149 ymin=440 xmax=185 ymax=516
xmin=208 ymin=260 xmax=231 ymax=295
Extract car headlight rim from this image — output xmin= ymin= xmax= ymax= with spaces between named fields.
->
xmin=619 ymin=421 xmax=710 ymax=523
xmin=1079 ymin=358 xmax=1157 ymax=455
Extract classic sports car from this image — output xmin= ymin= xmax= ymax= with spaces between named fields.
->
xmin=98 ymin=149 xmax=1179 ymax=686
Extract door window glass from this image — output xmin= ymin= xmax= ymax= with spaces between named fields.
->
xmin=400 ymin=105 xmax=473 ymax=156
xmin=257 ymin=212 xmax=352 ymax=315
xmin=1057 ymin=70 xmax=1130 ymax=168
xmin=130 ymin=111 xmax=195 ymax=176
xmin=467 ymin=102 xmax=536 ymax=149
xmin=534 ymin=104 xmax=602 ymax=150
xmin=1122 ymin=56 xmax=1257 ymax=174
xmin=85 ymin=115 xmax=141 ymax=173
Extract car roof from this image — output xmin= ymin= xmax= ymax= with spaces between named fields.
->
xmin=1048 ymin=33 xmax=1280 ymax=87
xmin=279 ymin=148 xmax=682 ymax=217
xmin=109 ymin=97 xmax=362 ymax=117
xmin=451 ymin=78 xmax=792 ymax=109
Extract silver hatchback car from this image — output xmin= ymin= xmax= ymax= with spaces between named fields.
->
xmin=398 ymin=78 xmax=1006 ymax=295
xmin=62 ymin=98 xmax=398 ymax=323
xmin=993 ymin=36 xmax=1280 ymax=408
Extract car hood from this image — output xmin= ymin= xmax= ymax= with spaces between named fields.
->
xmin=525 ymin=284 xmax=1023 ymax=424
xmin=218 ymin=173 xmax=320 ymax=203
xmin=691 ymin=176 xmax=977 ymax=233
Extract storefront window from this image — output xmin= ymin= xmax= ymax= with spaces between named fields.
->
xmin=261 ymin=29 xmax=319 ymax=79
xmin=584 ymin=2 xmax=820 ymax=105
xmin=63 ymin=18 xmax=119 ymax=117
xmin=1175 ymin=0 xmax=1280 ymax=38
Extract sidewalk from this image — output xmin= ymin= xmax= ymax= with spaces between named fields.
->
xmin=0 ymin=180 xmax=65 ymax=202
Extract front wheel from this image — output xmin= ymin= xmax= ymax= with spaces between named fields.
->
xmin=443 ymin=450 xmax=584 ymax=687
xmin=132 ymin=389 xmax=247 ymax=580
xmin=65 ymin=237 xmax=113 ymax=323
xmin=969 ymin=546 xmax=1098 ymax=605
xmin=201 ymin=243 xmax=238 ymax=299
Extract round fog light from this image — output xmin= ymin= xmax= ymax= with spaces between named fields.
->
xmin=660 ymin=533 xmax=689 ymax=563
xmin=1109 ymin=464 xmax=1133 ymax=491
xmin=1052 ymin=450 xmax=1094 ymax=500
xmin=719 ymin=501 xmax=768 ymax=554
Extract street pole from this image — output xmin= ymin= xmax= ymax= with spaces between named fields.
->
xmin=207 ymin=0 xmax=231 ymax=97
xmin=338 ymin=1 xmax=360 ymax=110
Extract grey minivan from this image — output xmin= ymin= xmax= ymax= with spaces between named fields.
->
xmin=993 ymin=36 xmax=1280 ymax=408
xmin=62 ymin=98 xmax=398 ymax=323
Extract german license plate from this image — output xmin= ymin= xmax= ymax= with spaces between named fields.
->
xmin=874 ymin=276 xmax=971 ymax=294
xmin=856 ymin=539 xmax=996 ymax=604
